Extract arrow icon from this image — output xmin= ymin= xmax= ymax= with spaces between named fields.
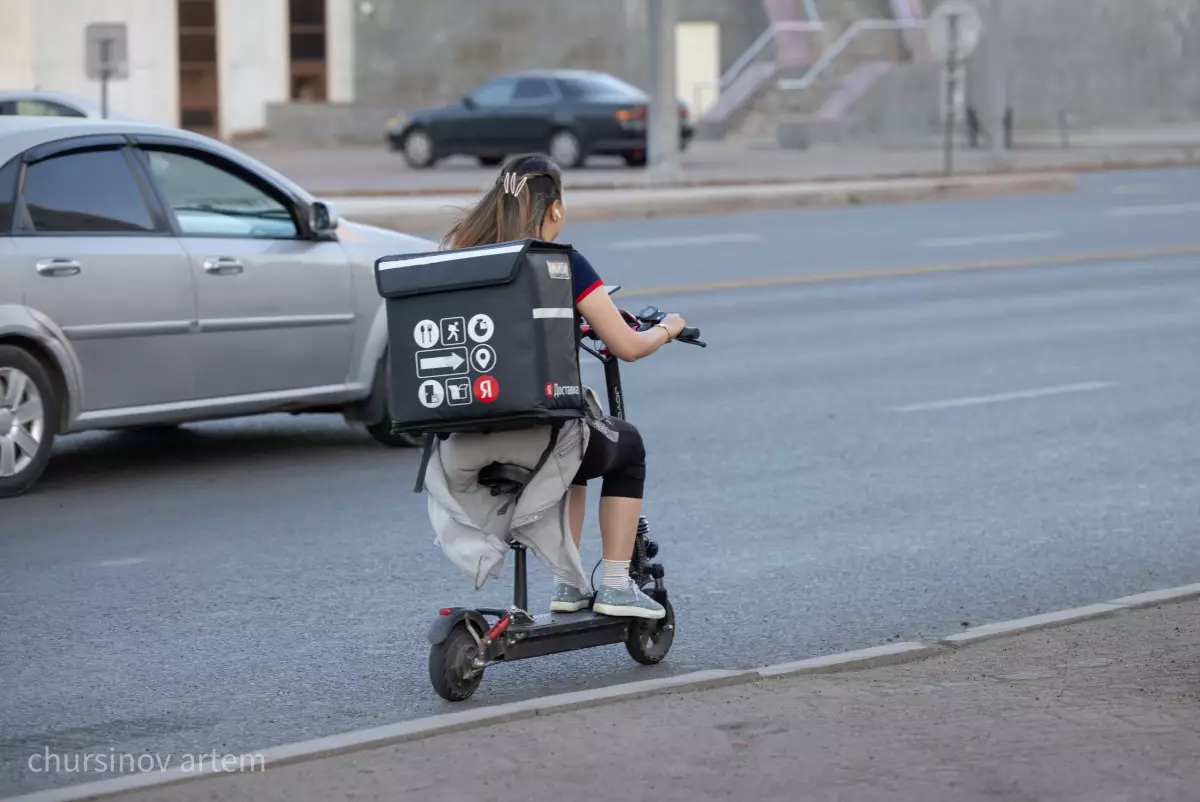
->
xmin=415 ymin=347 xmax=470 ymax=378
xmin=420 ymin=353 xmax=466 ymax=371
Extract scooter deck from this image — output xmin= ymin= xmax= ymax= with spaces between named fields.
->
xmin=501 ymin=610 xmax=631 ymax=661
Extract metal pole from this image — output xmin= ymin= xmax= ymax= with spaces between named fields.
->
xmin=943 ymin=14 xmax=959 ymax=176
xmin=985 ymin=0 xmax=1010 ymax=166
xmin=647 ymin=0 xmax=682 ymax=185
xmin=99 ymin=38 xmax=111 ymax=119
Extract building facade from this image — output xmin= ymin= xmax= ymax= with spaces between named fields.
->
xmin=0 ymin=0 xmax=355 ymax=139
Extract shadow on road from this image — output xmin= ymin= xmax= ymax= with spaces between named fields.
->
xmin=34 ymin=418 xmax=419 ymax=494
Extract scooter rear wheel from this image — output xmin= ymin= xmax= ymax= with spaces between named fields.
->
xmin=625 ymin=597 xmax=675 ymax=665
xmin=429 ymin=622 xmax=484 ymax=701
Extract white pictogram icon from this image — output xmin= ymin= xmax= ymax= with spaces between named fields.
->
xmin=417 ymin=380 xmax=444 ymax=408
xmin=468 ymin=313 xmax=495 ymax=343
xmin=446 ymin=377 xmax=472 ymax=406
xmin=413 ymin=319 xmax=438 ymax=349
xmin=471 ymin=344 xmax=497 ymax=372
xmin=440 ymin=317 xmax=466 ymax=346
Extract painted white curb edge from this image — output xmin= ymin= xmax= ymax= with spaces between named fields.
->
xmin=5 ymin=581 xmax=1197 ymax=802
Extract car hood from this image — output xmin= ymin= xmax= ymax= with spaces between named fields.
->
xmin=336 ymin=218 xmax=437 ymax=259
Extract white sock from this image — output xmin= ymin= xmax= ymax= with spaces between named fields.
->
xmin=602 ymin=559 xmax=631 ymax=590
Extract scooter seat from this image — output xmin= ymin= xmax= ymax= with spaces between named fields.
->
xmin=477 ymin=462 xmax=533 ymax=496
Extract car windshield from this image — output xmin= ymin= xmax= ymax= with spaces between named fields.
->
xmin=558 ymin=74 xmax=648 ymax=102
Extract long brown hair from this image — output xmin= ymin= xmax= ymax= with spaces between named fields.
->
xmin=440 ymin=154 xmax=564 ymax=250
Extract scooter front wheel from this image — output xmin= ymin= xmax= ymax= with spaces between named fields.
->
xmin=625 ymin=597 xmax=675 ymax=665
xmin=429 ymin=622 xmax=484 ymax=701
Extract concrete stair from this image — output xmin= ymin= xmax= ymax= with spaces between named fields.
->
xmin=725 ymin=0 xmax=909 ymax=143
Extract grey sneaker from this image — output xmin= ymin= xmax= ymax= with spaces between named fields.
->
xmin=592 ymin=582 xmax=666 ymax=620
xmin=551 ymin=582 xmax=594 ymax=613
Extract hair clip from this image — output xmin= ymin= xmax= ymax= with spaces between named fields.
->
xmin=501 ymin=172 xmax=529 ymax=197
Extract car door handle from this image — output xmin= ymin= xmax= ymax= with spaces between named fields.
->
xmin=35 ymin=258 xmax=82 ymax=277
xmin=203 ymin=257 xmax=243 ymax=275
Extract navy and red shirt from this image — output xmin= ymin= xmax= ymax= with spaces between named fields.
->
xmin=571 ymin=248 xmax=604 ymax=306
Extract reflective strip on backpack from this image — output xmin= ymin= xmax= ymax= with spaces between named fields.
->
xmin=532 ymin=308 xmax=574 ymax=319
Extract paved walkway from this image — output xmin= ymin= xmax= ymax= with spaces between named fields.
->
xmin=236 ymin=124 xmax=1200 ymax=196
xmin=101 ymin=597 xmax=1200 ymax=802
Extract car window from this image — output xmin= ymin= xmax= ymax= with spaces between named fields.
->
xmin=144 ymin=150 xmax=299 ymax=239
xmin=557 ymin=75 xmax=648 ymax=102
xmin=20 ymin=149 xmax=155 ymax=233
xmin=0 ymin=158 xmax=18 ymax=233
xmin=512 ymin=78 xmax=556 ymax=103
xmin=14 ymin=100 xmax=86 ymax=117
xmin=469 ymin=78 xmax=516 ymax=108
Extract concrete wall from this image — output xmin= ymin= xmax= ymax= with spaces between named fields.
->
xmin=0 ymin=0 xmax=36 ymax=91
xmin=0 ymin=0 xmax=178 ymax=127
xmin=352 ymin=0 xmax=767 ymax=110
xmin=217 ymin=0 xmax=289 ymax=138
xmin=967 ymin=0 xmax=1200 ymax=130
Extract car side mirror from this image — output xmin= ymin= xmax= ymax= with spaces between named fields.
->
xmin=462 ymin=95 xmax=476 ymax=110
xmin=309 ymin=200 xmax=339 ymax=235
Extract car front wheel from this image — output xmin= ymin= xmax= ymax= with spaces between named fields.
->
xmin=402 ymin=127 xmax=437 ymax=169
xmin=0 ymin=345 xmax=58 ymax=498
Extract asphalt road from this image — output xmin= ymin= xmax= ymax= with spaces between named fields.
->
xmin=3 ymin=167 xmax=1200 ymax=796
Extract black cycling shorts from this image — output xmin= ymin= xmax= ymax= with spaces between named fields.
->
xmin=571 ymin=417 xmax=646 ymax=499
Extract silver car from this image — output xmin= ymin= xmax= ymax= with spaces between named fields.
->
xmin=0 ymin=91 xmax=113 ymax=119
xmin=0 ymin=116 xmax=434 ymax=497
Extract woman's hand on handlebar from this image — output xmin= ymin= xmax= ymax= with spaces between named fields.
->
xmin=658 ymin=313 xmax=687 ymax=340
xmin=577 ymin=291 xmax=679 ymax=362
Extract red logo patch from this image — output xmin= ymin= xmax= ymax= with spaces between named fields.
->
xmin=474 ymin=375 xmax=499 ymax=403
xmin=545 ymin=382 xmax=554 ymax=398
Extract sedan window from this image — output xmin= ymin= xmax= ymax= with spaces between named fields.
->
xmin=468 ymin=78 xmax=516 ymax=108
xmin=144 ymin=150 xmax=299 ymax=239
xmin=20 ymin=149 xmax=156 ymax=233
xmin=14 ymin=100 xmax=87 ymax=117
xmin=512 ymin=78 xmax=556 ymax=103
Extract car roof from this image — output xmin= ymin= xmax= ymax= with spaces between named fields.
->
xmin=0 ymin=117 xmax=313 ymax=202
xmin=0 ymin=89 xmax=98 ymax=109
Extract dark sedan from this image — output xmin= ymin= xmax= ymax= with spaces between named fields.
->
xmin=386 ymin=70 xmax=692 ymax=169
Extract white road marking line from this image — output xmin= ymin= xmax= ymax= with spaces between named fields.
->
xmin=97 ymin=557 xmax=148 ymax=568
xmin=1109 ymin=184 xmax=1165 ymax=196
xmin=892 ymin=382 xmax=1117 ymax=413
xmin=920 ymin=231 xmax=1061 ymax=248
xmin=1106 ymin=202 xmax=1200 ymax=217
xmin=609 ymin=232 xmax=759 ymax=250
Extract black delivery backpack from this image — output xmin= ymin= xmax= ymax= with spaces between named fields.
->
xmin=373 ymin=239 xmax=589 ymax=485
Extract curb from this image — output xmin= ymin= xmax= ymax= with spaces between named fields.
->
xmin=345 ymin=172 xmax=1076 ymax=233
xmin=6 ymin=580 xmax=1197 ymax=802
xmin=309 ymin=151 xmax=1200 ymax=198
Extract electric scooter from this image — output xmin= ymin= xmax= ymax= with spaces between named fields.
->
xmin=426 ymin=290 xmax=706 ymax=702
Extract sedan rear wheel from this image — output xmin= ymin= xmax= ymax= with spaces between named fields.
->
xmin=0 ymin=346 xmax=58 ymax=498
xmin=548 ymin=129 xmax=584 ymax=169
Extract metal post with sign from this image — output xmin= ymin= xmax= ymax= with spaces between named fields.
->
xmin=927 ymin=1 xmax=983 ymax=176
xmin=85 ymin=23 xmax=129 ymax=119
xmin=646 ymin=0 xmax=682 ymax=185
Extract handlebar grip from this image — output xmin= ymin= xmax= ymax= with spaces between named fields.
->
xmin=677 ymin=327 xmax=700 ymax=341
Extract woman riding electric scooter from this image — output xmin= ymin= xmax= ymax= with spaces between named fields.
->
xmin=434 ymin=154 xmax=687 ymax=620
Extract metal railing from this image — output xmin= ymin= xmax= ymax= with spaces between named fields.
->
xmin=718 ymin=21 xmax=826 ymax=92
xmin=777 ymin=18 xmax=927 ymax=92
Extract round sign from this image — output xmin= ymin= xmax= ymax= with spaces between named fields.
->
xmin=470 ymin=344 xmax=497 ymax=372
xmin=473 ymin=375 xmax=499 ymax=403
xmin=417 ymin=379 xmax=444 ymax=408
xmin=413 ymin=319 xmax=439 ymax=349
xmin=927 ymin=0 xmax=983 ymax=61
xmin=468 ymin=313 xmax=495 ymax=343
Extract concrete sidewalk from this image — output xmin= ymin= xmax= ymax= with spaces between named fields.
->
xmin=49 ymin=592 xmax=1200 ymax=802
